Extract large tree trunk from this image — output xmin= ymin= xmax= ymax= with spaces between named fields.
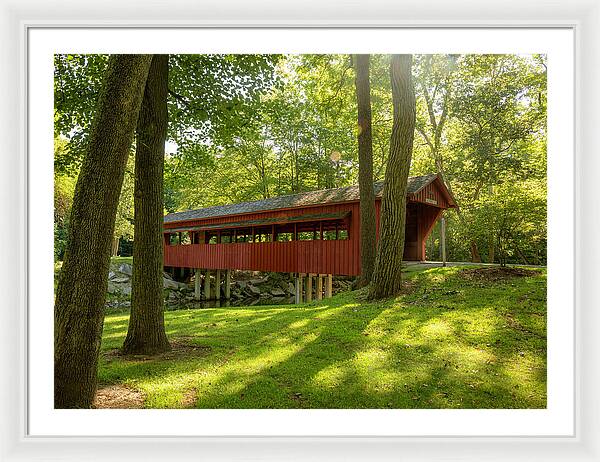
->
xmin=368 ymin=55 xmax=416 ymax=299
xmin=354 ymin=54 xmax=376 ymax=287
xmin=123 ymin=55 xmax=171 ymax=355
xmin=54 ymin=55 xmax=152 ymax=408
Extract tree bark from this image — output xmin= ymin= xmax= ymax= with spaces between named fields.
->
xmin=54 ymin=55 xmax=152 ymax=408
xmin=488 ymin=235 xmax=495 ymax=264
xmin=470 ymin=240 xmax=482 ymax=263
xmin=123 ymin=55 xmax=171 ymax=355
xmin=368 ymin=55 xmax=416 ymax=299
xmin=354 ymin=54 xmax=376 ymax=287
xmin=111 ymin=237 xmax=119 ymax=256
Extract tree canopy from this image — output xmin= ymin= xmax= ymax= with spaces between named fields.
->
xmin=55 ymin=53 xmax=547 ymax=265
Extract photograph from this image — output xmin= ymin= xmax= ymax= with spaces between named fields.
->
xmin=52 ymin=51 xmax=548 ymax=411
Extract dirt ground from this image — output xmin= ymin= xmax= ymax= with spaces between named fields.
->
xmin=96 ymin=340 xmax=211 ymax=408
xmin=459 ymin=266 xmax=539 ymax=282
xmin=93 ymin=385 xmax=145 ymax=409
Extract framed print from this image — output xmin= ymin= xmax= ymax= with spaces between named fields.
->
xmin=1 ymin=0 xmax=599 ymax=460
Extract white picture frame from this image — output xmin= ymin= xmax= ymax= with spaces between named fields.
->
xmin=1 ymin=0 xmax=598 ymax=460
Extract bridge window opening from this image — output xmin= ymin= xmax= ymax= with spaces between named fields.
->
xmin=192 ymin=232 xmax=201 ymax=244
xmin=255 ymin=226 xmax=273 ymax=242
xmin=235 ymin=228 xmax=252 ymax=243
xmin=180 ymin=231 xmax=191 ymax=245
xmin=164 ymin=217 xmax=350 ymax=246
xmin=277 ymin=232 xmax=293 ymax=242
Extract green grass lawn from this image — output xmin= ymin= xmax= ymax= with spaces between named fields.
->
xmin=98 ymin=266 xmax=546 ymax=409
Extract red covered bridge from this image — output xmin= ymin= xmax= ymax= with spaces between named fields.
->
xmin=163 ymin=174 xmax=456 ymax=302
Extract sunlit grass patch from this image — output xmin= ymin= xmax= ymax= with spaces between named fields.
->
xmin=98 ymin=265 xmax=547 ymax=409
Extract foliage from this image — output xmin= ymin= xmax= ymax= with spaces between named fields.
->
xmin=97 ymin=266 xmax=547 ymax=409
xmin=55 ymin=53 xmax=547 ymax=265
xmin=54 ymin=138 xmax=76 ymax=260
xmin=114 ymin=155 xmax=135 ymax=243
xmin=469 ymin=180 xmax=547 ymax=265
xmin=54 ymin=53 xmax=281 ymax=172
xmin=412 ymin=54 xmax=547 ymax=263
xmin=54 ymin=137 xmax=136 ymax=260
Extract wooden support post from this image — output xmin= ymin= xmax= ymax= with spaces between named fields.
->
xmin=194 ymin=269 xmax=202 ymax=300
xmin=295 ymin=273 xmax=304 ymax=304
xmin=204 ymin=270 xmax=212 ymax=300
xmin=224 ymin=269 xmax=231 ymax=300
xmin=305 ymin=274 xmax=313 ymax=302
xmin=325 ymin=274 xmax=333 ymax=298
xmin=316 ymin=275 xmax=323 ymax=301
xmin=440 ymin=216 xmax=447 ymax=267
xmin=215 ymin=269 xmax=222 ymax=299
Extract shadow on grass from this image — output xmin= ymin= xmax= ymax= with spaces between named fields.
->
xmin=98 ymin=267 xmax=547 ymax=409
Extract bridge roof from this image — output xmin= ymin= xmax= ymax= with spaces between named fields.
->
xmin=164 ymin=174 xmax=442 ymax=224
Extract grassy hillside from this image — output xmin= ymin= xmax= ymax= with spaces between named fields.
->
xmin=97 ymin=266 xmax=546 ymax=409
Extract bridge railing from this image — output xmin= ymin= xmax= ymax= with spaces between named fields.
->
xmin=164 ymin=239 xmax=359 ymax=276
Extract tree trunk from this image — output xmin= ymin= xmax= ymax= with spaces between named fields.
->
xmin=488 ymin=235 xmax=495 ymax=264
xmin=368 ymin=55 xmax=416 ymax=299
xmin=54 ymin=55 xmax=152 ymax=408
xmin=111 ymin=237 xmax=120 ymax=256
xmin=470 ymin=240 xmax=482 ymax=263
xmin=354 ymin=54 xmax=376 ymax=287
xmin=123 ymin=55 xmax=171 ymax=355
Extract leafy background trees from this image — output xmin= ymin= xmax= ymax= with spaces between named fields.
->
xmin=55 ymin=53 xmax=547 ymax=265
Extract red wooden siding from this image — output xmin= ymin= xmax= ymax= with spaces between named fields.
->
xmin=164 ymin=178 xmax=453 ymax=276
xmin=409 ymin=178 xmax=452 ymax=209
xmin=164 ymin=202 xmax=361 ymax=276
xmin=164 ymin=239 xmax=359 ymax=276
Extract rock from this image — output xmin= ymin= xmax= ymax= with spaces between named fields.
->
xmin=271 ymin=288 xmax=286 ymax=297
xmin=163 ymin=278 xmax=182 ymax=290
xmin=112 ymin=277 xmax=129 ymax=284
xmin=118 ymin=263 xmax=133 ymax=275
xmin=121 ymin=286 xmax=132 ymax=296
xmin=245 ymin=284 xmax=261 ymax=296
xmin=249 ymin=276 xmax=269 ymax=285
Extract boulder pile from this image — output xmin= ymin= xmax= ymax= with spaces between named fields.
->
xmin=105 ymin=262 xmax=354 ymax=309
